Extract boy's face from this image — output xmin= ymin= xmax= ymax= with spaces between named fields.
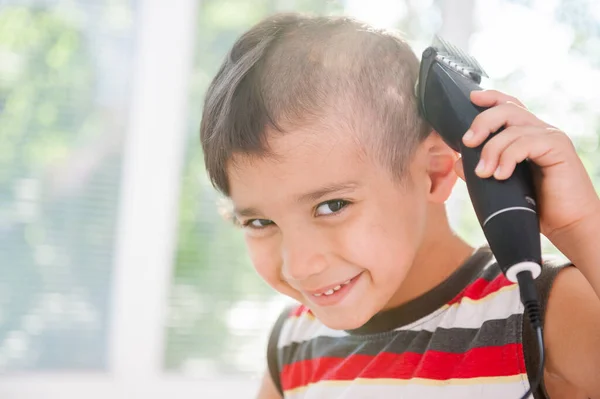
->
xmin=228 ymin=125 xmax=434 ymax=330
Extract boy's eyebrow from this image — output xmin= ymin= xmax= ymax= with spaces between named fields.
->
xmin=233 ymin=181 xmax=360 ymax=218
xmin=233 ymin=206 xmax=262 ymax=218
xmin=296 ymin=181 xmax=360 ymax=204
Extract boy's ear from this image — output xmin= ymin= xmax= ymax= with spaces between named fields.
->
xmin=421 ymin=131 xmax=459 ymax=203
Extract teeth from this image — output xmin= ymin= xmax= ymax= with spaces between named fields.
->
xmin=312 ymin=277 xmax=355 ymax=297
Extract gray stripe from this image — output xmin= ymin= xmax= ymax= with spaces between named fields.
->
xmin=280 ymin=313 xmax=522 ymax=366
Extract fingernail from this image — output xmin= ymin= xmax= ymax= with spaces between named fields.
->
xmin=475 ymin=159 xmax=485 ymax=174
xmin=494 ymin=166 xmax=502 ymax=178
xmin=463 ymin=130 xmax=474 ymax=142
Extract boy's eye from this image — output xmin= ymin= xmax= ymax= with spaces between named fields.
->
xmin=315 ymin=200 xmax=350 ymax=216
xmin=244 ymin=219 xmax=274 ymax=229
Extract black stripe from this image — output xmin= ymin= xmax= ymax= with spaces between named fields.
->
xmin=480 ymin=260 xmax=503 ymax=281
xmin=281 ymin=313 xmax=522 ymax=365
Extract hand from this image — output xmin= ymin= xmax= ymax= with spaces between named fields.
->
xmin=453 ymin=89 xmax=600 ymax=240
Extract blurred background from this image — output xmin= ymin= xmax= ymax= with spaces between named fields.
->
xmin=0 ymin=0 xmax=598 ymax=397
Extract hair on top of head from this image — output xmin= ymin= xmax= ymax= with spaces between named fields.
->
xmin=200 ymin=13 xmax=431 ymax=196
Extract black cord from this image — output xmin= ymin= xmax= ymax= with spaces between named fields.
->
xmin=516 ymin=271 xmax=545 ymax=399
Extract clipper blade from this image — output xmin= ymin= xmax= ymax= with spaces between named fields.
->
xmin=431 ymin=35 xmax=488 ymax=83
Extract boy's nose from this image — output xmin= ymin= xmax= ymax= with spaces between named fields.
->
xmin=280 ymin=234 xmax=328 ymax=282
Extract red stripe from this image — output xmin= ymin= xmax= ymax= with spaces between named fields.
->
xmin=448 ymin=274 xmax=514 ymax=305
xmin=289 ymin=305 xmax=306 ymax=317
xmin=289 ymin=304 xmax=313 ymax=318
xmin=281 ymin=343 xmax=525 ymax=391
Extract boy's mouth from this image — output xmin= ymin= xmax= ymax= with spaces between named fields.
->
xmin=304 ymin=273 xmax=363 ymax=306
xmin=312 ymin=278 xmax=354 ymax=297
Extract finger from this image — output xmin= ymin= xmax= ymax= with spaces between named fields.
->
xmin=474 ymin=125 xmax=545 ymax=178
xmin=470 ymin=89 xmax=526 ymax=108
xmin=463 ymin=102 xmax=549 ymax=148
xmin=454 ymin=157 xmax=465 ymax=181
xmin=492 ymin=129 xmax=572 ymax=180
xmin=491 ymin=136 xmax=533 ymax=180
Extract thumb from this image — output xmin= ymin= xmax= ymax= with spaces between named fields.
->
xmin=454 ymin=157 xmax=465 ymax=181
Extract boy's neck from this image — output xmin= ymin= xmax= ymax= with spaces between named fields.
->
xmin=384 ymin=205 xmax=475 ymax=311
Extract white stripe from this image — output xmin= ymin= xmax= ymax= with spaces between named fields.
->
xmin=284 ymin=377 xmax=532 ymax=399
xmin=278 ymin=285 xmax=523 ymax=347
xmin=398 ymin=284 xmax=523 ymax=332
xmin=278 ymin=315 xmax=348 ymax=348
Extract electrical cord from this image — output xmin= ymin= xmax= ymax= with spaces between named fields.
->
xmin=516 ymin=270 xmax=545 ymax=399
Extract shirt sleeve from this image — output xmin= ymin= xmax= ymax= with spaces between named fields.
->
xmin=267 ymin=304 xmax=294 ymax=397
xmin=522 ymin=256 xmax=573 ymax=399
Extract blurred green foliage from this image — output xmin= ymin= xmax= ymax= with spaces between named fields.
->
xmin=0 ymin=3 xmax=132 ymax=369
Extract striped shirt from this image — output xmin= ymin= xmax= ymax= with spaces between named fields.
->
xmin=267 ymin=246 xmax=570 ymax=399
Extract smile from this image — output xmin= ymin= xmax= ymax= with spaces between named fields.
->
xmin=313 ymin=278 xmax=354 ymax=297
xmin=305 ymin=273 xmax=363 ymax=307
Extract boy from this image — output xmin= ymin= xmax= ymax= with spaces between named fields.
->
xmin=200 ymin=13 xmax=600 ymax=399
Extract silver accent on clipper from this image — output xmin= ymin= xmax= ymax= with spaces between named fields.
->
xmin=431 ymin=35 xmax=489 ymax=82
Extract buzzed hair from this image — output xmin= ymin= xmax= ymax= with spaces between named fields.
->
xmin=200 ymin=13 xmax=431 ymax=196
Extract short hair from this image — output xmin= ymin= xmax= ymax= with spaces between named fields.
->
xmin=200 ymin=13 xmax=431 ymax=196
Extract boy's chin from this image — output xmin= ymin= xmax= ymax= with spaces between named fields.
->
xmin=310 ymin=305 xmax=375 ymax=331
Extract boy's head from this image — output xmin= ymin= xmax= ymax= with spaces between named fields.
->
xmin=200 ymin=14 xmax=461 ymax=329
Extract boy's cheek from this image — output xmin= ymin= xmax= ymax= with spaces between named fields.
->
xmin=245 ymin=238 xmax=284 ymax=286
xmin=247 ymin=240 xmax=305 ymax=302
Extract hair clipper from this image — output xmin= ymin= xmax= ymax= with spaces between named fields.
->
xmin=415 ymin=37 xmax=542 ymax=283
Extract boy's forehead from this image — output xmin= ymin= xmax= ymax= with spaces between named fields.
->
xmin=236 ymin=124 xmax=368 ymax=170
xmin=272 ymin=122 xmax=367 ymax=156
xmin=227 ymin=126 xmax=371 ymax=201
